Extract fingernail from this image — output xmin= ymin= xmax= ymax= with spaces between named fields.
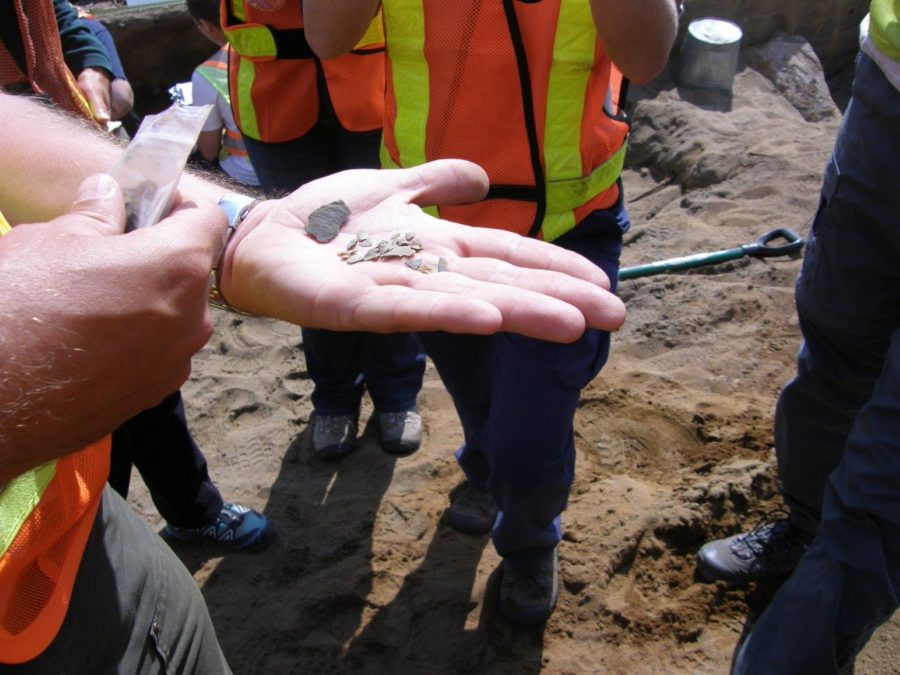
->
xmin=76 ymin=173 xmax=117 ymax=201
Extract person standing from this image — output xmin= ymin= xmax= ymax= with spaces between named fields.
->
xmin=303 ymin=0 xmax=678 ymax=625
xmin=697 ymin=2 xmax=900 ymax=671
xmin=221 ymin=0 xmax=426 ymax=460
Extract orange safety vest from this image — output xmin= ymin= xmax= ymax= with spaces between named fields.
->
xmin=0 ymin=0 xmax=95 ymax=120
xmin=380 ymin=0 xmax=630 ymax=242
xmin=221 ymin=0 xmax=385 ymax=143
xmin=0 ymin=212 xmax=111 ymax=665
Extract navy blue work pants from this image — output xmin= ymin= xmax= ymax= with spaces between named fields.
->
xmin=110 ymin=390 xmax=223 ymax=529
xmin=418 ymin=202 xmax=628 ymax=563
xmin=303 ymin=327 xmax=426 ymax=415
xmin=735 ymin=53 xmax=900 ymax=673
xmin=244 ymin=118 xmax=425 ymax=415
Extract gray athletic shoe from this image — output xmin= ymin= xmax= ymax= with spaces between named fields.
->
xmin=447 ymin=484 xmax=499 ymax=535
xmin=498 ymin=547 xmax=560 ymax=626
xmin=378 ymin=408 xmax=422 ymax=456
xmin=697 ymin=516 xmax=812 ymax=583
xmin=311 ymin=413 xmax=358 ymax=459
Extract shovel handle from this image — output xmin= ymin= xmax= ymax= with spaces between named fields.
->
xmin=740 ymin=228 xmax=804 ymax=258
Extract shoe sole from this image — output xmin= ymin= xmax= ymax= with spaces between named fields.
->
xmin=381 ymin=441 xmax=421 ymax=457
xmin=695 ymin=554 xmax=793 ymax=585
xmin=446 ymin=512 xmax=494 ymax=536
xmin=163 ymin=522 xmax=274 ymax=552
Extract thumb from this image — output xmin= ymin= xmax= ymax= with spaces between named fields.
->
xmin=66 ymin=173 xmax=126 ymax=236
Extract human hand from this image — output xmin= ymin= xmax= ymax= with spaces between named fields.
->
xmin=0 ymin=174 xmax=223 ymax=476
xmin=219 ymin=160 xmax=626 ymax=343
xmin=76 ymin=66 xmax=112 ymax=126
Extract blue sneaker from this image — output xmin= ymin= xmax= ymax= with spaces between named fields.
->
xmin=164 ymin=502 xmax=273 ymax=551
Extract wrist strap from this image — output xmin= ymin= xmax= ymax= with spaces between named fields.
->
xmin=210 ymin=192 xmax=261 ymax=312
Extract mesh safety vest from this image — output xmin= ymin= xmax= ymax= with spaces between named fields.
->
xmin=0 ymin=0 xmax=94 ymax=120
xmin=0 ymin=212 xmax=111 ymax=664
xmin=380 ymin=0 xmax=630 ymax=241
xmin=870 ymin=0 xmax=900 ymax=59
xmin=221 ymin=0 xmax=385 ymax=142
xmin=195 ymin=45 xmax=252 ymax=161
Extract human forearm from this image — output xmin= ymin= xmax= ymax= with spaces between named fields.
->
xmin=109 ymin=79 xmax=135 ymax=120
xmin=0 ymin=175 xmax=222 ymax=482
xmin=0 ymin=92 xmax=230 ymax=225
xmin=197 ymin=129 xmax=224 ymax=163
xmin=591 ymin=0 xmax=679 ymax=84
xmin=302 ymin=0 xmax=381 ymax=59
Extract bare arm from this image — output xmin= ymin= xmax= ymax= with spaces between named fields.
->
xmin=0 ymin=92 xmax=232 ymax=481
xmin=197 ymin=128 xmax=224 ymax=163
xmin=109 ymin=78 xmax=135 ymax=121
xmin=303 ymin=0 xmax=381 ymax=59
xmin=591 ymin=0 xmax=679 ymax=84
xmin=0 ymin=93 xmax=224 ymax=225
xmin=0 ymin=176 xmax=221 ymax=482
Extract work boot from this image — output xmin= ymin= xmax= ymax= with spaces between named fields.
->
xmin=311 ymin=412 xmax=358 ymax=459
xmin=378 ymin=408 xmax=422 ymax=456
xmin=447 ymin=483 xmax=499 ymax=535
xmin=498 ymin=547 xmax=559 ymax=626
xmin=696 ymin=516 xmax=813 ymax=583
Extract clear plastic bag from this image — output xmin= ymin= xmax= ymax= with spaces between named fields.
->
xmin=108 ymin=103 xmax=212 ymax=231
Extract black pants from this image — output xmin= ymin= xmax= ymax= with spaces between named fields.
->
xmin=109 ymin=390 xmax=223 ymax=529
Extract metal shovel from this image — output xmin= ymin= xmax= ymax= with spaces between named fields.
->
xmin=619 ymin=228 xmax=804 ymax=281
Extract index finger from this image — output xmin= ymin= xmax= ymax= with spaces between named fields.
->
xmin=281 ymin=159 xmax=490 ymax=220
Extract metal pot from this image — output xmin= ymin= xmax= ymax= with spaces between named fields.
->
xmin=676 ymin=18 xmax=743 ymax=93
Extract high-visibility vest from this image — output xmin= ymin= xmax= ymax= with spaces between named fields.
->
xmin=0 ymin=211 xmax=111 ymax=665
xmin=0 ymin=0 xmax=95 ymax=121
xmin=870 ymin=0 xmax=900 ymax=59
xmin=221 ymin=0 xmax=386 ymax=142
xmin=195 ymin=45 xmax=252 ymax=160
xmin=380 ymin=0 xmax=630 ymax=242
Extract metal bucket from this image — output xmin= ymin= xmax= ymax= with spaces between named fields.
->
xmin=676 ymin=18 xmax=743 ymax=93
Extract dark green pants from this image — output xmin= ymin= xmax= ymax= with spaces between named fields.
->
xmin=1 ymin=486 xmax=230 ymax=674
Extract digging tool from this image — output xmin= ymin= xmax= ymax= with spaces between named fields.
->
xmin=619 ymin=228 xmax=804 ymax=281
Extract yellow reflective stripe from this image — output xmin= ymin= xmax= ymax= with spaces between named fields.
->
xmin=226 ymin=24 xmax=277 ymax=58
xmin=542 ymin=1 xmax=624 ymax=241
xmin=354 ymin=10 xmax=386 ymax=49
xmin=870 ymin=0 xmax=900 ymax=60
xmin=383 ymin=0 xmax=429 ymax=169
xmin=0 ymin=209 xmax=10 ymax=234
xmin=0 ymin=462 xmax=57 ymax=557
xmin=231 ymin=0 xmax=246 ymax=22
xmin=542 ymin=143 xmax=627 ymax=240
xmin=379 ymin=141 xmax=398 ymax=169
xmin=541 ymin=211 xmax=577 ymax=243
xmin=546 ymin=142 xmax=627 ymax=214
xmin=196 ymin=63 xmax=230 ymax=102
xmin=544 ymin=0 xmax=594 ymax=188
xmin=234 ymin=58 xmax=260 ymax=140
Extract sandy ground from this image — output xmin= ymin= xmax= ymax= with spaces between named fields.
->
xmin=126 ymin=53 xmax=900 ymax=673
